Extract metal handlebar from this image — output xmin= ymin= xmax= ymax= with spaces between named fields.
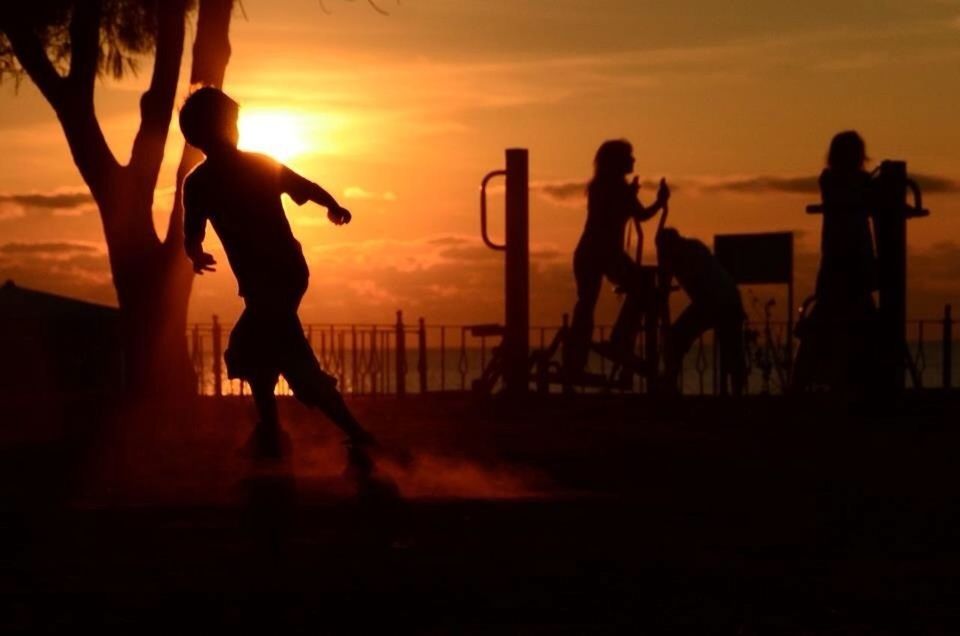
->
xmin=906 ymin=178 xmax=930 ymax=218
xmin=480 ymin=169 xmax=507 ymax=251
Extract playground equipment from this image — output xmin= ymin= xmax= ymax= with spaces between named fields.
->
xmin=474 ymin=149 xmax=671 ymax=395
xmin=801 ymin=160 xmax=929 ymax=394
xmin=714 ymin=232 xmax=794 ymax=392
xmin=475 ymin=148 xmax=530 ymax=396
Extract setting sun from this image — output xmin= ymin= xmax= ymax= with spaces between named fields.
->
xmin=237 ymin=109 xmax=309 ymax=161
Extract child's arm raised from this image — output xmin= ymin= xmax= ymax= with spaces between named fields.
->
xmin=280 ymin=165 xmax=352 ymax=226
xmin=629 ymin=177 xmax=670 ymax=222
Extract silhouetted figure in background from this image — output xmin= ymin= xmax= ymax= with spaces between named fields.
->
xmin=817 ymin=131 xmax=878 ymax=312
xmin=657 ymin=228 xmax=746 ymax=395
xmin=180 ymin=87 xmax=375 ymax=472
xmin=565 ymin=139 xmax=669 ymax=376
xmin=798 ymin=131 xmax=880 ymax=392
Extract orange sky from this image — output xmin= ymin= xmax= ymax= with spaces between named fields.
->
xmin=1 ymin=0 xmax=958 ymax=327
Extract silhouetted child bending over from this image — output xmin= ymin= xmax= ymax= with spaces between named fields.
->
xmin=180 ymin=87 xmax=375 ymax=470
xmin=656 ymin=228 xmax=746 ymax=396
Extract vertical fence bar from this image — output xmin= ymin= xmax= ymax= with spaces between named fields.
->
xmin=351 ymin=326 xmax=358 ymax=395
xmin=319 ymin=330 xmax=327 ymax=370
xmin=459 ymin=327 xmax=468 ymax=391
xmin=383 ymin=330 xmax=391 ymax=394
xmin=191 ymin=325 xmax=202 ymax=395
xmin=337 ymin=331 xmax=346 ymax=390
xmin=370 ymin=326 xmax=379 ymax=396
xmin=358 ymin=331 xmax=369 ymax=395
xmin=211 ymin=315 xmax=223 ymax=397
xmin=914 ymin=321 xmax=926 ymax=389
xmin=440 ymin=326 xmax=447 ymax=392
xmin=395 ymin=311 xmax=407 ymax=396
xmin=944 ymin=304 xmax=953 ymax=390
xmin=418 ymin=318 xmax=428 ymax=393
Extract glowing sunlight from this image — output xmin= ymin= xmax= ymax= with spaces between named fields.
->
xmin=237 ymin=108 xmax=311 ymax=161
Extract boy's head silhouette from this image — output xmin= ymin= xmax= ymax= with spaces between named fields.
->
xmin=179 ymin=86 xmax=240 ymax=154
xmin=656 ymin=227 xmax=681 ymax=253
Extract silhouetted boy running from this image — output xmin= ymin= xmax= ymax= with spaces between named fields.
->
xmin=180 ymin=87 xmax=375 ymax=471
xmin=656 ymin=228 xmax=747 ymax=395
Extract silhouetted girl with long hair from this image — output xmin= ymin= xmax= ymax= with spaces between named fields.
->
xmin=565 ymin=139 xmax=669 ymax=375
xmin=816 ymin=130 xmax=878 ymax=307
xmin=802 ymin=130 xmax=880 ymax=393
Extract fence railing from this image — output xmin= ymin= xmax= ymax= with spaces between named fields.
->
xmin=187 ymin=306 xmax=957 ymax=398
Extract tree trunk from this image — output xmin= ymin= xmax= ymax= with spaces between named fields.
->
xmin=5 ymin=1 xmax=235 ymax=399
xmin=110 ymin=0 xmax=234 ymax=398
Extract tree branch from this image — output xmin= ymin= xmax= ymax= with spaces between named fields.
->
xmin=165 ymin=0 xmax=234 ymax=248
xmin=128 ymin=0 xmax=188 ymax=182
xmin=4 ymin=17 xmax=118 ymax=199
xmin=3 ymin=22 xmax=65 ymax=106
xmin=66 ymin=1 xmax=101 ymax=99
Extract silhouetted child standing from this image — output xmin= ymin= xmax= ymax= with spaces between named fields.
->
xmin=807 ymin=130 xmax=880 ymax=392
xmin=656 ymin=228 xmax=746 ymax=395
xmin=565 ymin=139 xmax=669 ymax=376
xmin=180 ymin=87 xmax=374 ymax=470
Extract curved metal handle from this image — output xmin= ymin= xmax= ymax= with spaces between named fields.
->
xmin=480 ymin=169 xmax=507 ymax=251
xmin=907 ymin=178 xmax=922 ymax=211
xmin=905 ymin=178 xmax=929 ymax=217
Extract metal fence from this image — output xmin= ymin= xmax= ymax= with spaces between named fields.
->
xmin=187 ymin=306 xmax=956 ymax=397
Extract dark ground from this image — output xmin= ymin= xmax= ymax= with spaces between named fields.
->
xmin=1 ymin=391 xmax=959 ymax=633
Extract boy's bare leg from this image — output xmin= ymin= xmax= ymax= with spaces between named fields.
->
xmin=250 ymin=375 xmax=286 ymax=458
xmin=316 ymin=389 xmax=374 ymax=447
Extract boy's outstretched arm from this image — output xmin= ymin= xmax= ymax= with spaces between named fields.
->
xmin=281 ymin=165 xmax=352 ymax=225
xmin=183 ymin=177 xmax=217 ymax=274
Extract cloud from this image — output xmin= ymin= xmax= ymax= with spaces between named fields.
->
xmin=0 ymin=189 xmax=96 ymax=221
xmin=913 ymin=174 xmax=960 ymax=194
xmin=0 ymin=242 xmax=98 ymax=255
xmin=533 ymin=179 xmax=664 ymax=207
xmin=700 ymin=175 xmax=820 ymax=195
xmin=0 ymin=191 xmax=94 ymax=209
xmin=695 ymin=172 xmax=960 ymax=196
xmin=534 ymin=181 xmax=586 ymax=205
xmin=0 ymin=204 xmax=25 ymax=221
xmin=0 ymin=240 xmax=113 ymax=305
xmin=301 ymin=233 xmax=572 ymax=324
xmin=343 ymin=186 xmax=398 ymax=202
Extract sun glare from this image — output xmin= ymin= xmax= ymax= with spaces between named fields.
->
xmin=237 ymin=109 xmax=310 ymax=162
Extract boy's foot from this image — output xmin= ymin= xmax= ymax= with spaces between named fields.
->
xmin=242 ymin=422 xmax=291 ymax=461
xmin=343 ymin=440 xmax=375 ymax=482
xmin=350 ymin=429 xmax=416 ymax=469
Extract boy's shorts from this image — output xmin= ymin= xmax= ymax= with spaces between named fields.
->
xmin=225 ymin=306 xmax=338 ymax=401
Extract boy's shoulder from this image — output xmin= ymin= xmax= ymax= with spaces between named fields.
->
xmin=185 ymin=151 xmax=278 ymax=182
xmin=237 ymin=149 xmax=281 ymax=172
xmin=184 ymin=158 xmax=212 ymax=186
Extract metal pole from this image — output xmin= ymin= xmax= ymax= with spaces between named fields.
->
xmin=503 ymin=148 xmax=530 ymax=396
xmin=211 ymin=315 xmax=222 ymax=397
xmin=875 ymin=161 xmax=909 ymax=393
xmin=440 ymin=326 xmax=446 ymax=392
xmin=418 ymin=317 xmax=428 ymax=393
xmin=395 ymin=311 xmax=406 ymax=396
xmin=351 ymin=325 xmax=358 ymax=395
